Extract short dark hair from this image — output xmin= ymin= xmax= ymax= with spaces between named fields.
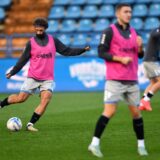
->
xmin=33 ymin=17 xmax=48 ymax=29
xmin=115 ymin=3 xmax=131 ymax=11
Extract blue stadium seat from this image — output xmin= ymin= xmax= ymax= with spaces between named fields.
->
xmin=103 ymin=0 xmax=119 ymax=4
xmin=99 ymin=5 xmax=114 ymax=18
xmin=65 ymin=6 xmax=81 ymax=18
xmin=49 ymin=6 xmax=65 ymax=19
xmin=70 ymin=0 xmax=86 ymax=5
xmin=152 ymin=0 xmax=160 ymax=2
xmin=149 ymin=4 xmax=160 ymax=16
xmin=0 ymin=0 xmax=11 ymax=7
xmin=89 ymin=34 xmax=101 ymax=46
xmin=132 ymin=4 xmax=148 ymax=17
xmin=0 ymin=8 xmax=5 ymax=20
xmin=136 ymin=0 xmax=151 ymax=3
xmin=94 ymin=19 xmax=110 ymax=32
xmin=60 ymin=19 xmax=76 ymax=32
xmin=57 ymin=34 xmax=71 ymax=45
xmin=54 ymin=0 xmax=70 ymax=5
xmin=46 ymin=20 xmax=59 ymax=33
xmin=144 ymin=17 xmax=160 ymax=30
xmin=139 ymin=31 xmax=150 ymax=45
xmin=77 ymin=19 xmax=93 ymax=32
xmin=82 ymin=5 xmax=98 ymax=18
xmin=72 ymin=34 xmax=88 ymax=46
xmin=86 ymin=0 xmax=103 ymax=5
xmin=120 ymin=0 xmax=135 ymax=4
xmin=130 ymin=18 xmax=143 ymax=30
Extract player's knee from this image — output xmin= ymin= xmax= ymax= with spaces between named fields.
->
xmin=132 ymin=110 xmax=141 ymax=119
xmin=17 ymin=96 xmax=27 ymax=103
xmin=103 ymin=110 xmax=116 ymax=118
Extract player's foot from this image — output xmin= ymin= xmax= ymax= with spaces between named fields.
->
xmin=139 ymin=99 xmax=152 ymax=111
xmin=138 ymin=147 xmax=148 ymax=156
xmin=26 ymin=124 xmax=38 ymax=132
xmin=88 ymin=144 xmax=103 ymax=158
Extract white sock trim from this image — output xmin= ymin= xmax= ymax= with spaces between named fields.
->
xmin=91 ymin=137 xmax=100 ymax=146
xmin=138 ymin=139 xmax=145 ymax=147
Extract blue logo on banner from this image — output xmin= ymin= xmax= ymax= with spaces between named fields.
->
xmin=69 ymin=60 xmax=105 ymax=88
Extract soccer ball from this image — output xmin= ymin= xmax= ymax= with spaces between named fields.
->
xmin=7 ymin=117 xmax=22 ymax=131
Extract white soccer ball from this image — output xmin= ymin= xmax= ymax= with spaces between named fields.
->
xmin=7 ymin=117 xmax=22 ymax=131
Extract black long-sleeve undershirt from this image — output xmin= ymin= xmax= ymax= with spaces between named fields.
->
xmin=10 ymin=34 xmax=86 ymax=76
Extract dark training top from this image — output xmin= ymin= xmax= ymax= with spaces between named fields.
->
xmin=10 ymin=33 xmax=86 ymax=76
xmin=143 ymin=27 xmax=160 ymax=62
xmin=98 ymin=22 xmax=144 ymax=61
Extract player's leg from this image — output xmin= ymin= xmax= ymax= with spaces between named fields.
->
xmin=139 ymin=78 xmax=155 ymax=111
xmin=88 ymin=104 xmax=116 ymax=158
xmin=26 ymin=80 xmax=54 ymax=131
xmin=126 ymin=84 xmax=148 ymax=156
xmin=0 ymin=77 xmax=39 ymax=108
xmin=140 ymin=62 xmax=160 ymax=111
xmin=129 ymin=106 xmax=148 ymax=156
xmin=27 ymin=90 xmax=52 ymax=131
xmin=0 ymin=92 xmax=30 ymax=108
xmin=88 ymin=81 xmax=121 ymax=158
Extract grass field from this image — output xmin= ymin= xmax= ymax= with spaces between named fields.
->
xmin=0 ymin=92 xmax=160 ymax=160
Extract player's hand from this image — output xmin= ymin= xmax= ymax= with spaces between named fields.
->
xmin=6 ymin=73 xmax=12 ymax=79
xmin=84 ymin=46 xmax=90 ymax=51
xmin=121 ymin=57 xmax=132 ymax=65
xmin=136 ymin=36 xmax=143 ymax=48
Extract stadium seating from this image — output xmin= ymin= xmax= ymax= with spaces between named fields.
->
xmin=0 ymin=0 xmax=11 ymax=7
xmin=72 ymin=34 xmax=88 ymax=46
xmin=153 ymin=0 xmax=160 ymax=2
xmin=57 ymin=34 xmax=71 ymax=45
xmin=120 ymin=0 xmax=135 ymax=4
xmin=47 ymin=20 xmax=59 ymax=33
xmin=65 ymin=6 xmax=81 ymax=18
xmin=0 ymin=8 xmax=5 ymax=21
xmin=149 ymin=4 xmax=160 ymax=16
xmin=94 ymin=19 xmax=110 ymax=31
xmin=86 ymin=0 xmax=103 ymax=5
xmin=60 ymin=19 xmax=77 ymax=32
xmin=0 ymin=0 xmax=160 ymax=57
xmin=136 ymin=0 xmax=151 ymax=3
xmin=139 ymin=31 xmax=150 ymax=45
xmin=49 ymin=6 xmax=65 ymax=19
xmin=132 ymin=4 xmax=148 ymax=17
xmin=130 ymin=18 xmax=143 ymax=30
xmin=144 ymin=17 xmax=160 ymax=30
xmin=99 ymin=5 xmax=114 ymax=18
xmin=77 ymin=19 xmax=93 ymax=32
xmin=103 ymin=0 xmax=119 ymax=4
xmin=82 ymin=5 xmax=98 ymax=18
xmin=70 ymin=0 xmax=86 ymax=5
xmin=54 ymin=0 xmax=70 ymax=5
xmin=89 ymin=33 xmax=101 ymax=46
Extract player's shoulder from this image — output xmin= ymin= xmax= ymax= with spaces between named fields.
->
xmin=102 ymin=26 xmax=113 ymax=35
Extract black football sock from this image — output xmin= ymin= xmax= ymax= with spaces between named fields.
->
xmin=94 ymin=115 xmax=110 ymax=138
xmin=133 ymin=117 xmax=144 ymax=140
xmin=29 ymin=112 xmax=41 ymax=125
xmin=146 ymin=92 xmax=153 ymax=99
xmin=0 ymin=97 xmax=9 ymax=108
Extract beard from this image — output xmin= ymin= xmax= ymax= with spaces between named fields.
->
xmin=36 ymin=33 xmax=45 ymax=39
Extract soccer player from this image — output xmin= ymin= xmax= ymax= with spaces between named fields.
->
xmin=88 ymin=3 xmax=148 ymax=158
xmin=0 ymin=17 xmax=90 ymax=131
xmin=139 ymin=27 xmax=160 ymax=111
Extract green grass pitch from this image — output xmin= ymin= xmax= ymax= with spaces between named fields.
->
xmin=0 ymin=92 xmax=159 ymax=160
